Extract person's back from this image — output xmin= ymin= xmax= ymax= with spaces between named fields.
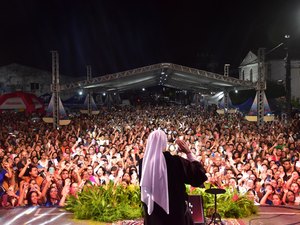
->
xmin=139 ymin=130 xmax=207 ymax=225
xmin=141 ymin=152 xmax=206 ymax=225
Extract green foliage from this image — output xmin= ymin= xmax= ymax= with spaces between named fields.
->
xmin=292 ymin=98 xmax=300 ymax=108
xmin=65 ymin=183 xmax=143 ymax=222
xmin=65 ymin=183 xmax=257 ymax=223
xmin=187 ymin=185 xmax=257 ymax=218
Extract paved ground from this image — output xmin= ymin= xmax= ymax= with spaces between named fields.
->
xmin=0 ymin=206 xmax=299 ymax=225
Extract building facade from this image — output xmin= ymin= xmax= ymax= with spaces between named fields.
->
xmin=0 ymin=63 xmax=79 ymax=99
xmin=239 ymin=51 xmax=300 ymax=103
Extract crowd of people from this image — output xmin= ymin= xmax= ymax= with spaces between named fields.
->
xmin=0 ymin=104 xmax=299 ymax=208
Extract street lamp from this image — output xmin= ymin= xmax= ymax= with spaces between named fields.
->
xmin=284 ymin=34 xmax=292 ymax=118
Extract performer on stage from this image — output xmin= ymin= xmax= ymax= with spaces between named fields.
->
xmin=139 ymin=129 xmax=207 ymax=225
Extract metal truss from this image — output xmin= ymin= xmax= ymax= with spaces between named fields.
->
xmin=167 ymin=63 xmax=255 ymax=89
xmin=86 ymin=65 xmax=92 ymax=115
xmin=51 ymin=51 xmax=60 ymax=129
xmin=61 ymin=63 xmax=163 ymax=90
xmin=60 ymin=63 xmax=256 ymax=92
xmin=257 ymin=48 xmax=266 ymax=127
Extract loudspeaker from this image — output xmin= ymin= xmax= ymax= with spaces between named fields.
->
xmin=188 ymin=195 xmax=205 ymax=225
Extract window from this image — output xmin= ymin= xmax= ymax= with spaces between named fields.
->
xmin=30 ymin=83 xmax=39 ymax=91
xmin=250 ymin=69 xmax=253 ymax=82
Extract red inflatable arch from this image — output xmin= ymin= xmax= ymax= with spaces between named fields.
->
xmin=0 ymin=91 xmax=45 ymax=114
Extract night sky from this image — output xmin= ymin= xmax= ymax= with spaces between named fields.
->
xmin=1 ymin=0 xmax=300 ymax=78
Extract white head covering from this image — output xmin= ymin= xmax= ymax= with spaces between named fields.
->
xmin=140 ymin=129 xmax=169 ymax=215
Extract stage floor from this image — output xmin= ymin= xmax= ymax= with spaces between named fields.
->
xmin=0 ymin=205 xmax=299 ymax=225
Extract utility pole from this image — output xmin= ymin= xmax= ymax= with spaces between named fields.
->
xmin=284 ymin=34 xmax=292 ymax=119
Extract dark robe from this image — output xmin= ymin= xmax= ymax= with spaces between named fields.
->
xmin=139 ymin=151 xmax=207 ymax=225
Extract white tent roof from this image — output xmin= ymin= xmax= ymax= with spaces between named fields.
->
xmin=61 ymin=63 xmax=255 ymax=95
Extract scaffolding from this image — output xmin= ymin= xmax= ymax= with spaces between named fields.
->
xmin=256 ymin=48 xmax=266 ymax=127
xmin=223 ymin=64 xmax=230 ymax=113
xmin=86 ymin=65 xmax=92 ymax=115
xmin=51 ymin=51 xmax=60 ymax=129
